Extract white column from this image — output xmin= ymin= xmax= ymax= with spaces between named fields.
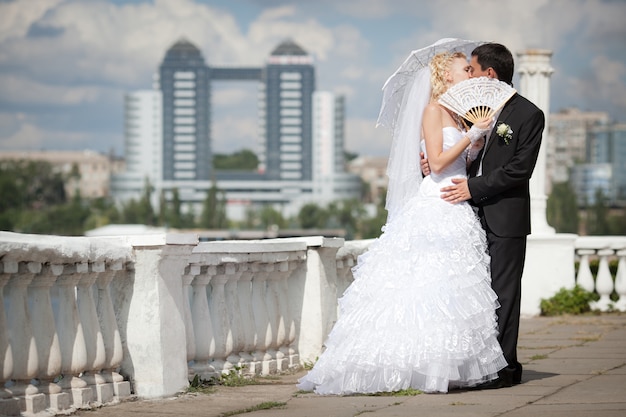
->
xmin=96 ymin=261 xmax=127 ymax=397
xmin=0 ymin=263 xmax=15 ymax=399
xmin=190 ymin=268 xmax=215 ymax=379
xmin=517 ymin=49 xmax=555 ymax=235
xmin=5 ymin=262 xmax=40 ymax=397
xmin=56 ymin=262 xmax=92 ymax=408
xmin=29 ymin=264 xmax=63 ymax=396
xmin=77 ymin=262 xmax=110 ymax=402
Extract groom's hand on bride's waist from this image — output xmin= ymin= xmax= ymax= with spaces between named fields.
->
xmin=440 ymin=178 xmax=471 ymax=204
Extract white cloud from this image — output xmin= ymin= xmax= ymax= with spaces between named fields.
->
xmin=345 ymin=117 xmax=391 ymax=157
xmin=0 ymin=120 xmax=88 ymax=150
xmin=0 ymin=75 xmax=103 ymax=105
xmin=247 ymin=5 xmax=335 ymax=62
xmin=0 ymin=0 xmax=64 ymax=40
xmin=0 ymin=0 xmax=624 ymax=155
xmin=0 ymin=0 xmax=246 ymax=85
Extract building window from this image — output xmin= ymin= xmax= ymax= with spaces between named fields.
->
xmin=174 ymin=71 xmax=196 ymax=79
xmin=280 ymin=99 xmax=301 ymax=107
xmin=280 ymin=90 xmax=301 ymax=98
xmin=174 ymin=81 xmax=195 ymax=88
xmin=175 ymin=99 xmax=195 ymax=106
xmin=280 ymin=72 xmax=302 ymax=80
xmin=174 ymin=90 xmax=195 ymax=98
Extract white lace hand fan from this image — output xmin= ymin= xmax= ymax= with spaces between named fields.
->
xmin=438 ymin=77 xmax=516 ymax=124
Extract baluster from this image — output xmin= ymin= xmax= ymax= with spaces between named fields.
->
xmin=189 ymin=266 xmax=215 ymax=379
xmin=591 ymin=249 xmax=615 ymax=311
xmin=5 ymin=262 xmax=40 ymax=399
xmin=224 ymin=264 xmax=245 ymax=370
xmin=209 ymin=265 xmax=234 ymax=374
xmin=236 ymin=264 xmax=256 ymax=372
xmin=96 ymin=261 xmax=128 ymax=398
xmin=285 ymin=259 xmax=303 ymax=368
xmin=30 ymin=264 xmax=67 ymax=410
xmin=0 ymin=263 xmax=15 ymax=401
xmin=77 ymin=262 xmax=110 ymax=403
xmin=576 ymin=249 xmax=596 ymax=292
xmin=615 ymin=249 xmax=626 ymax=312
xmin=181 ymin=265 xmax=197 ymax=373
xmin=55 ymin=262 xmax=92 ymax=406
xmin=273 ymin=261 xmax=291 ymax=371
xmin=251 ymin=263 xmax=274 ymax=375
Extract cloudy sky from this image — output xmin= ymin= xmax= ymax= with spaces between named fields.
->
xmin=0 ymin=0 xmax=625 ymax=157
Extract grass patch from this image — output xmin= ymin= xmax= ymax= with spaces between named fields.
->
xmin=221 ymin=401 xmax=287 ymax=416
xmin=366 ymin=387 xmax=422 ymax=397
xmin=187 ymin=367 xmax=262 ymax=394
xmin=540 ymin=285 xmax=599 ymax=316
xmin=529 ymin=354 xmax=548 ymax=361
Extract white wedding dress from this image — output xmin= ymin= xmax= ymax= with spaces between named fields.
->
xmin=297 ymin=127 xmax=507 ymax=394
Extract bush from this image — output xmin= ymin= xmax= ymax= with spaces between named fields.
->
xmin=539 ymin=285 xmax=599 ymax=316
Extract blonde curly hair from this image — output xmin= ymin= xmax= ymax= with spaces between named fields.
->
xmin=429 ymin=51 xmax=466 ymax=100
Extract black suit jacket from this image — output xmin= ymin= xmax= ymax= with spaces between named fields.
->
xmin=467 ymin=93 xmax=545 ymax=238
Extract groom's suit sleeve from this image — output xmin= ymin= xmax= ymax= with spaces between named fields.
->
xmin=467 ymin=103 xmax=544 ymax=204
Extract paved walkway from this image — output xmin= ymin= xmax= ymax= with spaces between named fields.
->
xmin=72 ymin=314 xmax=626 ymax=417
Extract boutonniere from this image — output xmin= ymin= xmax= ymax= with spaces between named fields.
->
xmin=496 ymin=122 xmax=513 ymax=145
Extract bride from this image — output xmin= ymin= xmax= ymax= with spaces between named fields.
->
xmin=296 ymin=40 xmax=507 ymax=394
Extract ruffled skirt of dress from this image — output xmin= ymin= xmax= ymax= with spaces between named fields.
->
xmin=296 ymin=193 xmax=507 ymax=394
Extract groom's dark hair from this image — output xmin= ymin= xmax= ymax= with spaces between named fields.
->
xmin=472 ymin=43 xmax=514 ymax=85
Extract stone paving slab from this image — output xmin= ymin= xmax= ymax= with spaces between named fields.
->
xmin=67 ymin=314 xmax=626 ymax=417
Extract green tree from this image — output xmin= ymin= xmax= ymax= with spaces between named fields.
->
xmin=587 ymin=188 xmax=610 ymax=235
xmin=199 ymin=182 xmax=228 ymax=229
xmin=547 ymin=182 xmax=579 ymax=233
xmin=0 ymin=160 xmax=68 ymax=232
xmin=298 ymin=203 xmax=328 ymax=229
xmin=83 ymin=197 xmax=121 ymax=231
xmin=213 ymin=149 xmax=259 ymax=170
xmin=607 ymin=210 xmax=626 ymax=235
xmin=328 ymin=199 xmax=367 ymax=239
xmin=259 ymin=205 xmax=286 ymax=229
xmin=358 ymin=193 xmax=388 ymax=239
xmin=169 ymin=188 xmax=183 ymax=228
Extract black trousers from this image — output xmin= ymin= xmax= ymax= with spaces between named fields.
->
xmin=480 ymin=215 xmax=527 ymax=370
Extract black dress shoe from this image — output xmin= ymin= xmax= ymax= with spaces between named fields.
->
xmin=513 ymin=363 xmax=523 ymax=385
xmin=473 ymin=367 xmax=515 ymax=390
xmin=474 ymin=376 xmax=513 ymax=390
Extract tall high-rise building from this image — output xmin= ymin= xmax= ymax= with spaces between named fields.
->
xmin=263 ymin=40 xmax=315 ymax=181
xmin=569 ymin=122 xmax=626 ymax=206
xmin=111 ymin=90 xmax=162 ymax=203
xmin=313 ymin=91 xmax=346 ymax=203
xmin=546 ymin=107 xmax=609 ymax=191
xmin=159 ymin=39 xmax=211 ymax=181
xmin=112 ymin=38 xmax=361 ymax=221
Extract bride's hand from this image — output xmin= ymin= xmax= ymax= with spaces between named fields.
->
xmin=473 ymin=116 xmax=492 ymax=130
xmin=466 ymin=117 xmax=492 ymax=144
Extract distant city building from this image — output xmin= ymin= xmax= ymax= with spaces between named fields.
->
xmin=312 ymin=91 xmax=349 ymax=203
xmin=159 ymin=40 xmax=212 ymax=181
xmin=570 ymin=163 xmax=612 ymax=206
xmin=264 ymin=40 xmax=315 ymax=181
xmin=0 ymin=150 xmax=123 ymax=199
xmin=546 ymin=107 xmax=609 ymax=191
xmin=567 ymin=121 xmax=626 ymax=206
xmin=347 ymin=156 xmax=388 ymax=205
xmin=111 ymin=38 xmax=361 ymax=220
xmin=111 ymin=90 xmax=162 ymax=203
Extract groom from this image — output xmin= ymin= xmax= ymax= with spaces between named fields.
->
xmin=431 ymin=43 xmax=545 ymax=388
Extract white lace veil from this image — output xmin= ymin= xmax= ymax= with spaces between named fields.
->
xmin=376 ymin=38 xmax=484 ymax=222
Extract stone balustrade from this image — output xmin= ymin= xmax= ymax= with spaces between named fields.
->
xmin=574 ymin=236 xmax=626 ymax=312
xmin=1 ymin=231 xmax=624 ymax=416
